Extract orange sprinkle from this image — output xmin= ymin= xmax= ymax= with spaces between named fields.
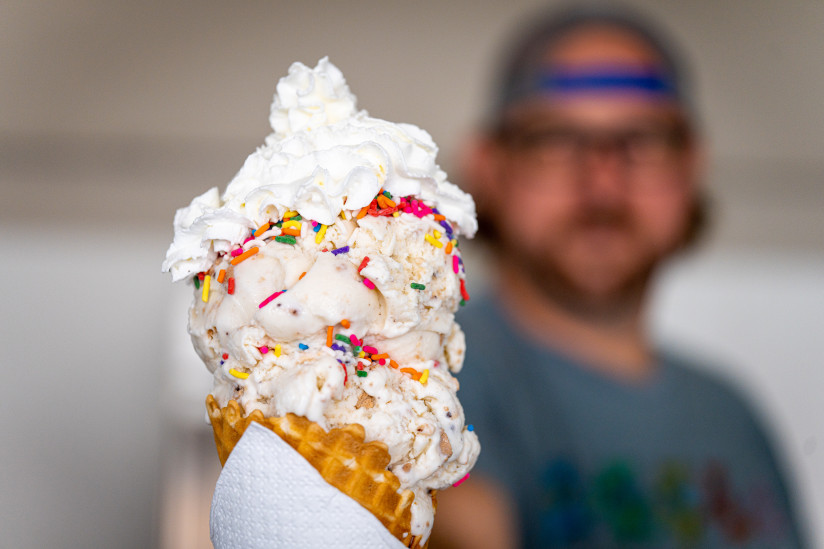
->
xmin=371 ymin=353 xmax=389 ymax=360
xmin=298 ymin=271 xmax=307 ymax=280
xmin=340 ymin=319 xmax=351 ymax=329
xmin=326 ymin=326 xmax=334 ymax=347
xmin=230 ymin=246 xmax=259 ymax=265
xmin=445 ymin=241 xmax=453 ymax=254
xmin=400 ymin=367 xmax=421 ymax=380
xmin=357 ymin=206 xmax=369 ymax=219
xmin=217 ymin=269 xmax=226 ymax=283
xmin=389 ymin=359 xmax=399 ymax=369
xmin=376 ymin=194 xmax=396 ymax=209
xmin=433 ymin=214 xmax=446 ymax=221
xmin=253 ymin=222 xmax=270 ymax=237
xmin=281 ymin=227 xmax=301 ymax=237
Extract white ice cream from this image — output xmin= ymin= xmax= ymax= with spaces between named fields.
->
xmin=163 ymin=58 xmax=479 ymax=542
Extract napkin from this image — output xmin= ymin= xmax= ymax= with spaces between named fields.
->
xmin=210 ymin=421 xmax=408 ymax=548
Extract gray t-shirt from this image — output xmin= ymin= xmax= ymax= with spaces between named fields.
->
xmin=456 ymin=294 xmax=806 ymax=548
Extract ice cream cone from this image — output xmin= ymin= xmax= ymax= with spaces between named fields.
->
xmin=206 ymin=395 xmax=434 ymax=548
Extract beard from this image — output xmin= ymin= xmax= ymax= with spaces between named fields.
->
xmin=494 ymin=202 xmax=675 ymax=323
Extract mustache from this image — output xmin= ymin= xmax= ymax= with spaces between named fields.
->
xmin=571 ymin=205 xmax=634 ymax=230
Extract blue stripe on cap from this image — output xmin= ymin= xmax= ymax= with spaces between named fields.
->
xmin=536 ymin=67 xmax=676 ymax=97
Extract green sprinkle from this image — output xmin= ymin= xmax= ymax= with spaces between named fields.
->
xmin=410 ymin=283 xmax=426 ymax=290
xmin=382 ymin=190 xmax=392 ymax=199
xmin=335 ymin=334 xmax=351 ymax=343
xmin=291 ymin=215 xmax=302 ymax=221
xmin=275 ymin=235 xmax=296 ymax=245
xmin=275 ymin=221 xmax=283 ymax=228
xmin=193 ymin=276 xmax=200 ymax=289
xmin=356 ymin=370 xmax=368 ymax=377
xmin=459 ymin=299 xmax=466 ymax=307
xmin=353 ymin=346 xmax=362 ymax=355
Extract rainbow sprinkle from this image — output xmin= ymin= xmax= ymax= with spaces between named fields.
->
xmin=229 ymin=368 xmax=249 ymax=380
xmin=275 ymin=235 xmax=296 ymax=245
xmin=230 ymin=246 xmax=259 ymax=266
xmin=424 ymin=234 xmax=443 ymax=248
xmin=452 ymin=473 xmax=470 ymax=487
xmin=315 ymin=224 xmax=327 ymax=243
xmin=201 ymin=275 xmax=211 ymax=302
xmin=259 ymin=290 xmax=285 ymax=308
xmin=253 ymin=222 xmax=271 ymax=237
xmin=419 ymin=369 xmax=429 ymax=385
xmin=274 ymin=344 xmax=281 ymax=357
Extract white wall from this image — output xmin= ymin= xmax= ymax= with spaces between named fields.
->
xmin=2 ymin=1 xmax=822 ymax=547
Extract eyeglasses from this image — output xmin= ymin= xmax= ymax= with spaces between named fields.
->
xmin=498 ymin=123 xmax=690 ymax=172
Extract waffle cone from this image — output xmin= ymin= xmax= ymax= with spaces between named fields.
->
xmin=206 ymin=395 xmax=432 ymax=548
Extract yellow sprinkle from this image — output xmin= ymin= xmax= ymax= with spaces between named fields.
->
xmin=282 ymin=219 xmax=301 ymax=230
xmin=201 ymin=275 xmax=211 ymax=302
xmin=274 ymin=344 xmax=282 ymax=357
xmin=392 ymin=211 xmax=400 ymax=217
xmin=340 ymin=210 xmax=347 ymax=220
xmin=315 ymin=224 xmax=327 ymax=244
xmin=419 ymin=369 xmax=429 ymax=385
xmin=283 ymin=210 xmax=298 ymax=219
xmin=425 ymin=234 xmax=443 ymax=248
xmin=229 ymin=368 xmax=249 ymax=380
xmin=358 ymin=351 xmax=365 ymax=358
xmin=433 ymin=230 xmax=442 ymax=239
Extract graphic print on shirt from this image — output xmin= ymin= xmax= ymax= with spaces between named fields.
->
xmin=537 ymin=457 xmax=790 ymax=546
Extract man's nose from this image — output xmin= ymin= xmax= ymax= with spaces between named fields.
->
xmin=579 ymin=138 xmax=630 ymax=201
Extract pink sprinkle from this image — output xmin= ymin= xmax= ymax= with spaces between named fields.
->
xmin=453 ymin=473 xmax=470 ymax=487
xmin=403 ymin=207 xmax=412 ymax=214
xmin=363 ymin=278 xmax=375 ymax=290
xmin=378 ymin=358 xmax=386 ymax=365
xmin=243 ymin=236 xmax=253 ymax=244
xmin=363 ymin=345 xmax=378 ymax=354
xmin=349 ymin=334 xmax=360 ymax=346
xmin=259 ymin=290 xmax=284 ymax=308
xmin=259 ymin=346 xmax=269 ymax=354
xmin=311 ymin=220 xmax=318 ymax=227
xmin=452 ymin=255 xmax=460 ymax=273
xmin=433 ymin=360 xmax=440 ymax=368
xmin=231 ymin=248 xmax=243 ymax=257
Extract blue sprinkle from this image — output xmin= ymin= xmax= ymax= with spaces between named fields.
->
xmin=298 ymin=343 xmax=309 ymax=350
xmin=467 ymin=424 xmax=474 ymax=431
xmin=331 ymin=343 xmax=346 ymax=353
xmin=439 ymin=220 xmax=453 ymax=237
xmin=220 ymin=360 xmax=224 ymax=365
xmin=331 ymin=245 xmax=350 ymax=256
xmin=313 ymin=224 xmax=321 ymax=233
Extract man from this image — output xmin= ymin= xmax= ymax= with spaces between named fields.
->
xmin=432 ymin=6 xmax=806 ymax=548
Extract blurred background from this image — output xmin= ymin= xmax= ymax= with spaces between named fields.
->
xmin=1 ymin=1 xmax=822 ymax=547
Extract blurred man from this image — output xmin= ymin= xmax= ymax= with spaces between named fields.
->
xmin=432 ymin=6 xmax=806 ymax=549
